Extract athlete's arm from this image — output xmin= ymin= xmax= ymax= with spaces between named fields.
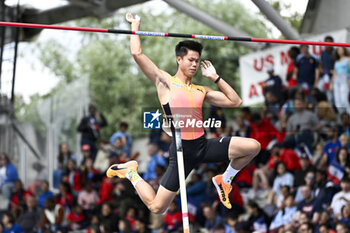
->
xmin=126 ymin=13 xmax=167 ymax=85
xmin=201 ymin=60 xmax=242 ymax=108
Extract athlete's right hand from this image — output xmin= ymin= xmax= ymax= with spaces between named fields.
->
xmin=126 ymin=13 xmax=141 ymax=25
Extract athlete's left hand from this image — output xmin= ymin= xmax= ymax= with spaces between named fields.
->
xmin=201 ymin=60 xmax=218 ymax=81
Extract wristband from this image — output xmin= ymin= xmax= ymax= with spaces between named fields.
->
xmin=214 ymin=76 xmax=221 ymax=83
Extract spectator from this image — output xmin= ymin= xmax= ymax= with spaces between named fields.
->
xmin=267 ymin=184 xmax=291 ymax=214
xmin=245 ymin=200 xmax=268 ymax=232
xmin=250 ymin=113 xmax=284 ymax=165
xmin=2 ymin=212 xmax=23 ymax=233
xmin=311 ymin=89 xmax=336 ymax=128
xmin=56 ymin=182 xmax=74 ymax=212
xmin=313 ymin=170 xmax=334 ymax=218
xmin=148 ymin=165 xmax=165 ymax=191
xmin=99 ymin=203 xmax=119 ymax=233
xmin=125 ymin=206 xmax=137 ymax=232
xmin=268 ymin=143 xmax=302 ymax=172
xmin=298 ymin=222 xmax=314 ymax=233
xmin=67 ymin=205 xmax=87 ymax=231
xmin=186 ymin=172 xmax=206 ymax=205
xmin=37 ymin=180 xmax=53 ymax=209
xmin=81 ymin=144 xmax=92 ymax=167
xmin=110 ymin=122 xmax=133 ymax=157
xmin=111 ymin=180 xmax=142 ymax=219
xmin=318 ymin=223 xmax=336 ymax=233
xmin=296 ymin=185 xmax=316 ymax=219
xmin=80 ymin=157 xmax=99 ymax=187
xmin=212 ymin=222 xmax=225 ymax=233
xmin=77 ymin=104 xmax=108 ymax=161
xmin=234 ymin=115 xmax=251 ymax=138
xmin=203 ymin=204 xmax=223 ymax=231
xmin=294 ymin=171 xmax=315 ymax=203
xmin=264 ymin=91 xmax=282 ymax=124
xmin=314 ymin=211 xmax=335 ymax=233
xmin=203 ymin=168 xmax=218 ymax=205
xmin=331 ymin=47 xmax=350 ymax=114
xmin=293 ymin=212 xmax=310 ymax=230
xmin=10 ymin=180 xmax=33 ymax=211
xmin=340 ymin=134 xmax=350 ymax=150
xmin=17 ymin=195 xmax=42 ymax=233
xmin=328 ymin=147 xmax=350 ymax=184
xmin=339 ymin=113 xmax=350 ymax=136
xmin=27 ymin=162 xmax=47 ymax=195
xmin=57 ymin=142 xmax=77 ymax=169
xmin=143 ymin=143 xmax=166 ymax=181
xmin=280 ymin=87 xmax=303 ymax=121
xmin=65 ymin=159 xmax=82 ymax=193
xmin=112 ymin=137 xmax=128 ymax=163
xmin=270 ymin=194 xmax=297 ymax=231
xmin=264 ymin=65 xmax=283 ymax=100
xmin=320 ymin=126 xmax=342 ymax=167
xmin=263 ymin=66 xmax=283 ymax=122
xmin=94 ymin=140 xmax=113 ymax=173
xmin=77 ymin=182 xmax=99 ymax=211
xmin=118 ymin=218 xmax=131 ymax=233
xmin=235 ymin=163 xmax=256 ymax=189
xmin=224 ymin=211 xmax=238 ymax=233
xmin=42 ymin=197 xmax=66 ymax=232
xmin=53 ymin=142 xmax=76 ymax=190
xmin=272 ymin=161 xmax=294 ymax=196
xmin=318 ymin=36 xmax=335 ymax=102
xmin=294 ymin=44 xmax=320 ymax=91
xmin=135 ymin=218 xmax=151 ymax=233
xmin=294 ymin=155 xmax=315 ymax=187
xmin=0 ymin=153 xmax=19 ymax=200
xmin=97 ymin=177 xmax=114 ymax=205
xmin=336 ymin=222 xmax=350 ymax=233
xmin=330 ymin=177 xmax=350 ymax=219
xmin=287 ymin=46 xmax=300 ymax=88
xmin=340 ymin=205 xmax=350 ymax=229
xmin=283 ymin=98 xmax=321 ymax=151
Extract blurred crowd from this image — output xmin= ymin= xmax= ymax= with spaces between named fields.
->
xmin=1 ymin=35 xmax=350 ymax=233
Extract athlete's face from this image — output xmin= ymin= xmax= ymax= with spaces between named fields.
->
xmin=177 ymin=50 xmax=200 ymax=77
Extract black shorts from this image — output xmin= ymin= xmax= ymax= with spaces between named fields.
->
xmin=160 ymin=135 xmax=231 ymax=192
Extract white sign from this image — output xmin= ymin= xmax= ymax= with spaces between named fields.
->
xmin=239 ymin=29 xmax=348 ymax=106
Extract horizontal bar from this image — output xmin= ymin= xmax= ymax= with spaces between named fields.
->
xmin=1 ymin=21 xmax=350 ymax=47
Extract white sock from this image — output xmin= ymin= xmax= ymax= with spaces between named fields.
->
xmin=125 ymin=169 xmax=143 ymax=187
xmin=222 ymin=165 xmax=240 ymax=185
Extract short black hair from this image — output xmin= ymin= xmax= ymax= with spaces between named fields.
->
xmin=120 ymin=122 xmax=129 ymax=129
xmin=175 ymin=40 xmax=203 ymax=58
xmin=3 ymin=212 xmax=14 ymax=224
xmin=324 ymin=35 xmax=334 ymax=42
xmin=301 ymin=222 xmax=314 ymax=231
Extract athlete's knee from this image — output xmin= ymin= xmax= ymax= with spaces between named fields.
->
xmin=247 ymin=138 xmax=261 ymax=157
xmin=249 ymin=139 xmax=261 ymax=156
xmin=149 ymin=202 xmax=168 ymax=214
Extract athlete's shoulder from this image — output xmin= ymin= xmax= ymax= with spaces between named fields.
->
xmin=169 ymin=75 xmax=185 ymax=88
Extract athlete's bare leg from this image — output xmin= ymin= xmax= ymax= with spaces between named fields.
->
xmin=134 ymin=181 xmax=177 ymax=214
xmin=228 ymin=137 xmax=261 ymax=169
xmin=107 ymin=162 xmax=176 ymax=214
